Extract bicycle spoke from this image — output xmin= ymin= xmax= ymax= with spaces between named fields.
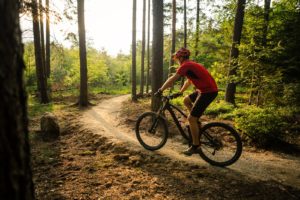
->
xmin=199 ymin=123 xmax=242 ymax=166
xmin=136 ymin=112 xmax=168 ymax=150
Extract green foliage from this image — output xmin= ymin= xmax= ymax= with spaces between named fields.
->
xmin=282 ymin=83 xmax=300 ymax=106
xmin=24 ymin=42 xmax=37 ymax=86
xmin=234 ymin=106 xmax=290 ymax=146
xmin=210 ymin=62 xmax=229 ymax=87
xmin=23 ymin=42 xmax=132 ymax=92
xmin=204 ymin=100 xmax=235 ymax=117
xmin=23 ymin=0 xmax=300 ymax=149
xmin=87 ymin=48 xmax=109 ymax=86
xmin=28 ymin=95 xmax=54 ymax=118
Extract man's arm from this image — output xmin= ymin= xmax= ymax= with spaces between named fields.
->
xmin=180 ymin=79 xmax=191 ymax=93
xmin=159 ymin=73 xmax=181 ymax=92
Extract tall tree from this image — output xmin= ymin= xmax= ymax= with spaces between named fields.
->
xmin=183 ymin=0 xmax=187 ymax=48
xmin=45 ymin=0 xmax=51 ymax=77
xmin=132 ymin=0 xmax=137 ymax=101
xmin=0 ymin=0 xmax=35 ymax=198
xmin=169 ymin=0 xmax=176 ymax=75
xmin=248 ymin=0 xmax=271 ymax=105
xmin=181 ymin=0 xmax=187 ymax=87
xmin=140 ymin=0 xmax=146 ymax=95
xmin=39 ymin=0 xmax=46 ymax=76
xmin=194 ymin=0 xmax=200 ymax=56
xmin=262 ymin=0 xmax=271 ymax=46
xmin=77 ymin=0 xmax=89 ymax=106
xmin=146 ymin=0 xmax=151 ymax=93
xmin=151 ymin=0 xmax=164 ymax=111
xmin=32 ymin=0 xmax=49 ymax=103
xmin=225 ymin=0 xmax=246 ymax=104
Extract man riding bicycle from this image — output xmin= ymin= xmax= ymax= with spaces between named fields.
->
xmin=155 ymin=47 xmax=218 ymax=156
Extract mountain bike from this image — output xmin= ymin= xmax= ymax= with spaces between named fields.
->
xmin=135 ymin=93 xmax=242 ymax=167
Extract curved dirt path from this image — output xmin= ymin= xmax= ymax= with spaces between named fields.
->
xmin=82 ymin=95 xmax=300 ymax=190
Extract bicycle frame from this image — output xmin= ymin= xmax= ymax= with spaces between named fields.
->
xmin=136 ymin=94 xmax=243 ymax=166
xmin=157 ymin=98 xmax=190 ymax=141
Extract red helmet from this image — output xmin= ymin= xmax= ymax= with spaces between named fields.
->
xmin=174 ymin=47 xmax=190 ymax=59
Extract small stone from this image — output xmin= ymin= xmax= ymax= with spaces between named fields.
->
xmin=105 ymin=182 xmax=112 ymax=188
xmin=113 ymin=154 xmax=130 ymax=161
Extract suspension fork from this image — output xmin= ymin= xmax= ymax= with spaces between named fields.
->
xmin=167 ymin=105 xmax=190 ymax=141
xmin=148 ymin=101 xmax=168 ymax=133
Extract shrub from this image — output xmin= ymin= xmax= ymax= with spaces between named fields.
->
xmin=204 ymin=100 xmax=235 ymax=117
xmin=234 ymin=106 xmax=289 ymax=146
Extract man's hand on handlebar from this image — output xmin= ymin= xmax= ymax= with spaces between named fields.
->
xmin=169 ymin=92 xmax=183 ymax=99
xmin=154 ymin=89 xmax=163 ymax=97
xmin=154 ymin=89 xmax=183 ymax=99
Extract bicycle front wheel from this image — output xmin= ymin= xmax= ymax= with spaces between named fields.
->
xmin=135 ymin=112 xmax=168 ymax=151
xmin=199 ymin=122 xmax=242 ymax=167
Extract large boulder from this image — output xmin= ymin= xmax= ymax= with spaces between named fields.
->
xmin=40 ymin=112 xmax=60 ymax=139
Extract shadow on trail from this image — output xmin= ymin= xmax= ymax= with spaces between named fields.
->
xmin=85 ymin=109 xmax=300 ymax=199
xmin=112 ymin=147 xmax=300 ymax=200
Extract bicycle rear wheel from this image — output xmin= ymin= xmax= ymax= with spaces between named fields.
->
xmin=199 ymin=122 xmax=242 ymax=167
xmin=135 ymin=112 xmax=168 ymax=151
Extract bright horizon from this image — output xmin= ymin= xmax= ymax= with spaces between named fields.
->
xmin=21 ymin=0 xmax=146 ymax=57
xmin=20 ymin=0 xmax=221 ymax=57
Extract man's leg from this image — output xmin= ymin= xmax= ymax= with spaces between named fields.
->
xmin=188 ymin=115 xmax=200 ymax=146
xmin=183 ymin=91 xmax=199 ymax=112
xmin=183 ymin=114 xmax=201 ymax=155
xmin=183 ymin=92 xmax=218 ymax=156
xmin=183 ymin=96 xmax=193 ymax=112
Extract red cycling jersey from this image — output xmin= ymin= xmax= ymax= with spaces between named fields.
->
xmin=177 ymin=60 xmax=218 ymax=93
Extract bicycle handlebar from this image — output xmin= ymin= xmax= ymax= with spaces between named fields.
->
xmin=161 ymin=92 xmax=183 ymax=100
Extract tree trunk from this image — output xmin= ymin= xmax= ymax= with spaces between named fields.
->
xmin=39 ymin=0 xmax=46 ymax=77
xmin=132 ymin=0 xmax=137 ymax=101
xmin=140 ymin=0 xmax=146 ymax=95
xmin=151 ymin=0 xmax=164 ymax=111
xmin=77 ymin=0 xmax=89 ymax=106
xmin=183 ymin=0 xmax=187 ymax=48
xmin=0 ymin=0 xmax=35 ymax=198
xmin=225 ymin=0 xmax=246 ymax=104
xmin=249 ymin=0 xmax=271 ymax=104
xmin=181 ymin=0 xmax=187 ymax=87
xmin=262 ymin=0 xmax=271 ymax=46
xmin=194 ymin=0 xmax=200 ymax=57
xmin=32 ymin=0 xmax=49 ymax=103
xmin=169 ymin=0 xmax=176 ymax=75
xmin=146 ymin=0 xmax=151 ymax=93
xmin=45 ymin=0 xmax=51 ymax=78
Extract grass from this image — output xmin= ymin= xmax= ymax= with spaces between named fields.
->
xmin=90 ymin=86 xmax=130 ymax=95
xmin=28 ymin=95 xmax=54 ymax=118
xmin=26 ymin=83 xmax=247 ymax=121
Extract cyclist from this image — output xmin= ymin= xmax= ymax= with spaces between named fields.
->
xmin=155 ymin=47 xmax=218 ymax=156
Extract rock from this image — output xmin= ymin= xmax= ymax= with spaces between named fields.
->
xmin=113 ymin=154 xmax=130 ymax=161
xmin=40 ymin=112 xmax=60 ymax=139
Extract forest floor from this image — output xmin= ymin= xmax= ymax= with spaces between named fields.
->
xmin=29 ymin=94 xmax=300 ymax=200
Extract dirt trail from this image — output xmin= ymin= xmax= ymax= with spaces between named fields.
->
xmin=82 ymin=95 xmax=300 ymax=190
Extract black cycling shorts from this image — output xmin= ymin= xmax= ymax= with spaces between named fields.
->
xmin=188 ymin=91 xmax=218 ymax=118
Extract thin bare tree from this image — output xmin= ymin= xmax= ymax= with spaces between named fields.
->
xmin=132 ymin=0 xmax=137 ymax=101
xmin=39 ymin=0 xmax=46 ymax=76
xmin=146 ymin=0 xmax=151 ymax=93
xmin=140 ymin=0 xmax=146 ymax=95
xmin=77 ymin=0 xmax=89 ymax=106
xmin=225 ymin=0 xmax=247 ymax=104
xmin=183 ymin=0 xmax=187 ymax=48
xmin=169 ymin=0 xmax=176 ymax=75
xmin=32 ymin=0 xmax=49 ymax=103
xmin=45 ymin=0 xmax=51 ymax=77
xmin=151 ymin=0 xmax=164 ymax=111
xmin=194 ymin=0 xmax=200 ymax=57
